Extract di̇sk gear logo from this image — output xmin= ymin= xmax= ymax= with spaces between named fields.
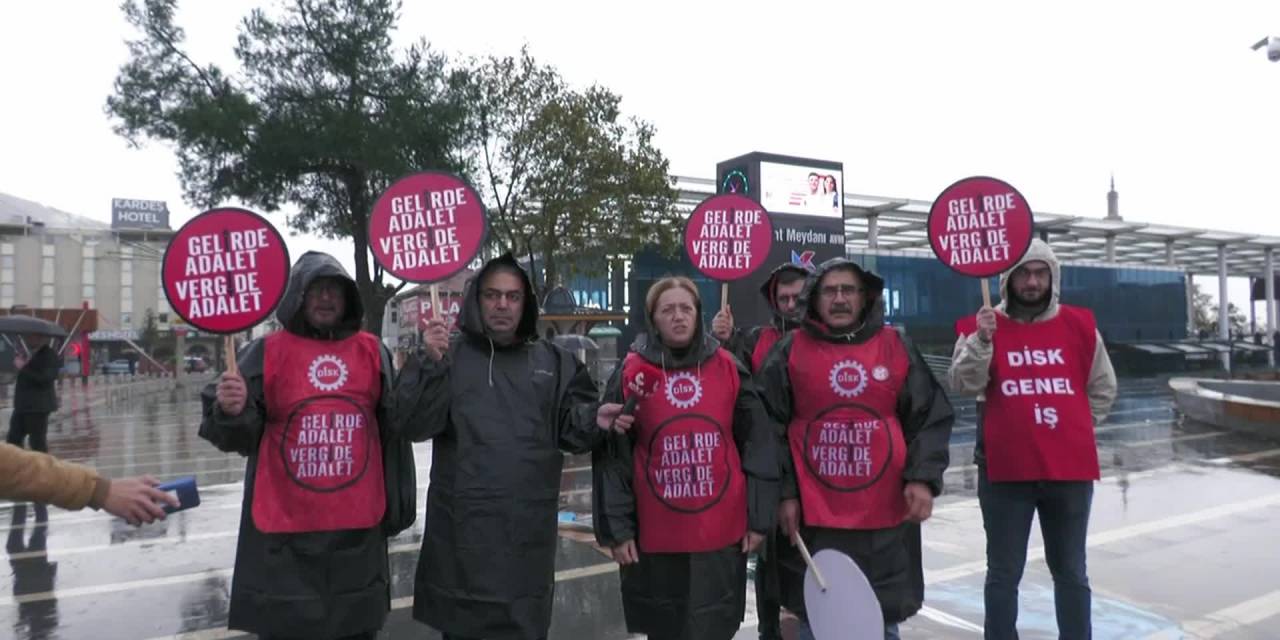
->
xmin=308 ymin=354 xmax=349 ymax=392
xmin=664 ymin=372 xmax=704 ymax=409
xmin=829 ymin=359 xmax=868 ymax=398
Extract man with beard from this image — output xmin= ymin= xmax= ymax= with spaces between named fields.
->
xmin=396 ymin=253 xmax=626 ymax=640
xmin=710 ymin=262 xmax=807 ymax=640
xmin=950 ymin=239 xmax=1117 ymax=640
xmin=758 ymin=258 xmax=953 ymax=640
xmin=202 ymin=252 xmax=405 ymax=640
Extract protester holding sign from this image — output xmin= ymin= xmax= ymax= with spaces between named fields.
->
xmin=199 ymin=251 xmax=406 ymax=640
xmin=713 ymin=262 xmax=810 ymax=373
xmin=709 ymin=261 xmax=808 ymax=640
xmin=949 ymin=239 xmax=1117 ymax=640
xmin=757 ymin=257 xmax=953 ymax=640
xmin=592 ymin=276 xmax=781 ymax=640
xmin=395 ymin=253 xmax=621 ymax=640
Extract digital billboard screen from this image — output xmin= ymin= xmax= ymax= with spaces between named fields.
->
xmin=759 ymin=161 xmax=843 ymax=218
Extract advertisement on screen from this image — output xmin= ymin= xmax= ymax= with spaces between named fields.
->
xmin=759 ymin=162 xmax=844 ymax=218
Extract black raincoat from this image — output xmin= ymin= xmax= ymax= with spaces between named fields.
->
xmin=395 ymin=253 xmax=603 ymax=640
xmin=721 ymin=262 xmax=810 ymax=624
xmin=198 ymin=251 xmax=399 ymax=639
xmin=723 ymin=262 xmax=809 ymax=370
xmin=592 ymin=301 xmax=782 ymax=640
xmin=756 ymin=257 xmax=954 ymax=625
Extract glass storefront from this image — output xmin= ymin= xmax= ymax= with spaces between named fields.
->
xmin=847 ymin=251 xmax=1188 ymax=351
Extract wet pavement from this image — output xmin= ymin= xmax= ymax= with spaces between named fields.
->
xmin=3 ymin=375 xmax=1280 ymax=639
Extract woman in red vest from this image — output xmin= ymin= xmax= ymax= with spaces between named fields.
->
xmin=593 ymin=276 xmax=782 ymax=640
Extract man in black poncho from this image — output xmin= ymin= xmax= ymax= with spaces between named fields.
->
xmin=396 ymin=253 xmax=627 ymax=640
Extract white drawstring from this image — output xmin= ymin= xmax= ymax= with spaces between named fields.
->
xmin=487 ymin=337 xmax=495 ymax=387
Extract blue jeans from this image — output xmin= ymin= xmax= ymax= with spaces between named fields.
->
xmin=979 ymin=474 xmax=1093 ymax=640
xmin=796 ymin=621 xmax=900 ymax=640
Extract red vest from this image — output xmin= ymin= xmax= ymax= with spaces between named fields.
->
xmin=253 ymin=331 xmax=386 ymax=533
xmin=750 ymin=326 xmax=784 ymax=372
xmin=786 ymin=329 xmax=910 ymax=530
xmin=956 ymin=305 xmax=1100 ymax=482
xmin=623 ymin=349 xmax=748 ymax=553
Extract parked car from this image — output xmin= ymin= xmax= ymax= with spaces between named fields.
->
xmin=100 ymin=359 xmax=131 ymax=375
xmin=184 ymin=356 xmax=208 ymax=373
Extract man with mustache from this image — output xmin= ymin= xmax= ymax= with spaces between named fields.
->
xmin=202 ymin=251 xmax=408 ymax=640
xmin=710 ymin=262 xmax=808 ymax=640
xmin=950 ymin=239 xmax=1116 ymax=640
xmin=396 ymin=253 xmax=629 ymax=640
xmin=757 ymin=258 xmax=953 ymax=639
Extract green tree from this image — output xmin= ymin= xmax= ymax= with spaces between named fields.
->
xmin=139 ymin=308 xmax=160 ymax=353
xmin=468 ymin=49 xmax=680 ymax=296
xmin=1191 ymin=283 xmax=1249 ymax=337
xmin=107 ymin=0 xmax=471 ymax=335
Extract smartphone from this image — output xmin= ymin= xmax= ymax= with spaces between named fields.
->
xmin=156 ymin=476 xmax=201 ymax=514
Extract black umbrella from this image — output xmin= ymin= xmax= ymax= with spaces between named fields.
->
xmin=0 ymin=315 xmax=68 ymax=338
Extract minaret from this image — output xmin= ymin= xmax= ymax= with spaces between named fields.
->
xmin=1106 ymin=174 xmax=1122 ymax=221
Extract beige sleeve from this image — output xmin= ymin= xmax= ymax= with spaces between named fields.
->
xmin=949 ymin=331 xmax=994 ymax=396
xmin=0 ymin=443 xmax=100 ymax=510
xmin=1087 ymin=330 xmax=1118 ymax=426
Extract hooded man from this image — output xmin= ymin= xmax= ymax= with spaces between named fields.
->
xmin=395 ymin=253 xmax=626 ymax=640
xmin=950 ymin=239 xmax=1117 ymax=640
xmin=713 ymin=263 xmax=810 ymax=374
xmin=757 ymin=257 xmax=953 ymax=640
xmin=710 ymin=262 xmax=808 ymax=640
xmin=201 ymin=251 xmax=404 ymax=640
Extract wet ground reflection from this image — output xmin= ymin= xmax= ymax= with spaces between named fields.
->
xmin=2 ymin=375 xmax=1280 ymax=639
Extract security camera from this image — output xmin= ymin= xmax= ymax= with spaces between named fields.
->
xmin=1250 ymin=36 xmax=1280 ymax=62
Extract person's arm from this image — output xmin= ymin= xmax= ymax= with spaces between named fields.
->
xmin=755 ymin=335 xmax=797 ymax=500
xmin=0 ymin=443 xmax=175 ymax=523
xmin=18 ymin=347 xmax=61 ymax=385
xmin=551 ymin=344 xmax=608 ymax=454
xmin=722 ymin=326 xmax=757 ymax=370
xmin=949 ymin=332 xmax=993 ymax=395
xmin=897 ymin=332 xmax=955 ymax=497
xmin=392 ymin=346 xmax=453 ymax=442
xmin=731 ymin=361 xmax=780 ymax=536
xmin=199 ymin=339 xmax=267 ymax=456
xmin=592 ymin=365 xmax=637 ymax=547
xmin=0 ymin=441 xmax=102 ymax=509
xmin=1087 ymin=330 xmax=1118 ymax=426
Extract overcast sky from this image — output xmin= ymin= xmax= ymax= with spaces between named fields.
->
xmin=2 ymin=1 xmax=1279 ymax=319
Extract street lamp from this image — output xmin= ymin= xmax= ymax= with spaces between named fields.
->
xmin=1251 ymin=36 xmax=1280 ymax=61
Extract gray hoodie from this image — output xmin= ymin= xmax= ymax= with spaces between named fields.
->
xmin=949 ymin=238 xmax=1118 ymax=427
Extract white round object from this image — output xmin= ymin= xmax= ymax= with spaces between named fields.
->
xmin=804 ymin=548 xmax=884 ymax=640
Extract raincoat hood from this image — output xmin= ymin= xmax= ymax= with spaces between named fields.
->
xmin=276 ymin=251 xmax=363 ymax=339
xmin=458 ymin=253 xmax=539 ymax=344
xmin=759 ymin=262 xmax=811 ymax=329
xmin=998 ymin=238 xmax=1061 ymax=322
xmin=800 ymin=257 xmax=887 ymax=343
